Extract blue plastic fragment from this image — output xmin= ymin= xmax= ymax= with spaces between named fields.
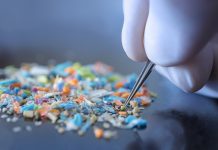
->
xmin=126 ymin=118 xmax=147 ymax=129
xmin=88 ymin=82 xmax=96 ymax=88
xmin=21 ymin=103 xmax=35 ymax=112
xmin=124 ymin=80 xmax=135 ymax=89
xmin=21 ymin=93 xmax=28 ymax=99
xmin=82 ymin=108 xmax=89 ymax=115
xmin=14 ymin=96 xmax=22 ymax=102
xmin=0 ymin=79 xmax=18 ymax=86
xmin=21 ymin=70 xmax=32 ymax=77
xmin=125 ymin=115 xmax=137 ymax=124
xmin=123 ymin=74 xmax=137 ymax=89
xmin=92 ymin=107 xmax=106 ymax=114
xmin=21 ymin=85 xmax=29 ymax=89
xmin=0 ymin=100 xmax=8 ymax=108
xmin=75 ymin=74 xmax=82 ymax=80
xmin=103 ymin=96 xmax=125 ymax=103
xmin=80 ymin=120 xmax=91 ymax=133
xmin=60 ymin=112 xmax=67 ymax=121
xmin=0 ymin=87 xmax=9 ymax=93
xmin=71 ymin=113 xmax=83 ymax=127
xmin=13 ymin=88 xmax=20 ymax=95
xmin=103 ymin=106 xmax=116 ymax=114
xmin=57 ymin=81 xmax=64 ymax=92
xmin=82 ymin=89 xmax=89 ymax=95
xmin=128 ymin=74 xmax=137 ymax=81
xmin=117 ymin=88 xmax=129 ymax=93
xmin=99 ymin=78 xmax=107 ymax=87
xmin=58 ymin=101 xmax=76 ymax=110
xmin=133 ymin=98 xmax=142 ymax=103
xmin=51 ymin=61 xmax=72 ymax=77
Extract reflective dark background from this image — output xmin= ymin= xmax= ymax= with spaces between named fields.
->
xmin=0 ymin=1 xmax=218 ymax=150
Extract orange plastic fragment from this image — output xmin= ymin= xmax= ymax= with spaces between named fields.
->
xmin=69 ymin=78 xmax=78 ymax=86
xmin=0 ymin=94 xmax=9 ymax=99
xmin=34 ymin=94 xmax=42 ymax=99
xmin=115 ymin=82 xmax=124 ymax=89
xmin=36 ymin=87 xmax=50 ymax=92
xmin=65 ymin=67 xmax=75 ymax=75
xmin=134 ymin=92 xmax=144 ymax=97
xmin=13 ymin=101 xmax=20 ymax=114
xmin=61 ymin=95 xmax=68 ymax=102
xmin=141 ymin=99 xmax=150 ymax=106
xmin=94 ymin=128 xmax=104 ymax=139
xmin=11 ymin=82 xmax=22 ymax=88
xmin=37 ymin=108 xmax=48 ymax=117
xmin=113 ymin=100 xmax=122 ymax=106
xmin=113 ymin=92 xmax=121 ymax=97
xmin=62 ymin=86 xmax=71 ymax=95
xmin=121 ymin=92 xmax=129 ymax=99
xmin=118 ymin=111 xmax=127 ymax=116
xmin=75 ymin=95 xmax=85 ymax=103
xmin=49 ymin=109 xmax=60 ymax=116
xmin=21 ymin=64 xmax=31 ymax=70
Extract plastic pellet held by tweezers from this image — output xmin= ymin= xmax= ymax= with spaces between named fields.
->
xmin=124 ymin=60 xmax=155 ymax=107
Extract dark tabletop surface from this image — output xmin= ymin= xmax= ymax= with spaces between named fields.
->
xmin=0 ymin=71 xmax=217 ymax=150
xmin=0 ymin=0 xmax=218 ymax=150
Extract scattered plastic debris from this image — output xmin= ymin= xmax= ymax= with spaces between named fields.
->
xmin=0 ymin=61 xmax=156 ymax=139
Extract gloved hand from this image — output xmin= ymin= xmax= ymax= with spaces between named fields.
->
xmin=122 ymin=0 xmax=218 ymax=98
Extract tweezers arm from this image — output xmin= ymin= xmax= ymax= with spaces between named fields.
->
xmin=124 ymin=60 xmax=155 ymax=106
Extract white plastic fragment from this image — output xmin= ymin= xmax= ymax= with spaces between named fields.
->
xmin=11 ymin=117 xmax=18 ymax=123
xmin=6 ymin=118 xmax=11 ymax=122
xmin=1 ymin=114 xmax=8 ymax=119
xmin=57 ymin=127 xmax=65 ymax=134
xmin=103 ymin=122 xmax=110 ymax=129
xmin=2 ymin=108 xmax=7 ymax=113
xmin=46 ymin=112 xmax=58 ymax=123
xmin=25 ymin=125 xmax=32 ymax=132
xmin=103 ymin=130 xmax=117 ymax=140
xmin=89 ymin=89 xmax=113 ymax=98
xmin=34 ymin=121 xmax=42 ymax=126
xmin=12 ymin=126 xmax=22 ymax=133
xmin=23 ymin=111 xmax=34 ymax=119
xmin=43 ymin=92 xmax=62 ymax=98
xmin=30 ymin=65 xmax=49 ymax=75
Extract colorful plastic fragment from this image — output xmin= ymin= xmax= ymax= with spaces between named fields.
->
xmin=94 ymin=127 xmax=104 ymax=139
xmin=0 ymin=61 xmax=155 ymax=139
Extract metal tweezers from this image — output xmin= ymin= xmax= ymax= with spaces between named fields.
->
xmin=124 ymin=60 xmax=155 ymax=107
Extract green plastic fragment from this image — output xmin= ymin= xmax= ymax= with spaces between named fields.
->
xmin=78 ymin=67 xmax=95 ymax=80
xmin=37 ymin=75 xmax=48 ymax=84
xmin=23 ymin=90 xmax=31 ymax=96
xmin=120 ymin=105 xmax=126 ymax=111
xmin=149 ymin=91 xmax=157 ymax=98
xmin=72 ymin=62 xmax=82 ymax=70
xmin=107 ymin=74 xmax=121 ymax=82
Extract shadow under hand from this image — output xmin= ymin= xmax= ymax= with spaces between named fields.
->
xmin=126 ymin=96 xmax=218 ymax=150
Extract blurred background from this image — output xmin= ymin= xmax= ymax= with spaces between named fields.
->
xmin=0 ymin=0 xmax=143 ymax=74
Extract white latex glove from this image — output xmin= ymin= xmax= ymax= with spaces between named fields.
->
xmin=122 ymin=0 xmax=218 ymax=98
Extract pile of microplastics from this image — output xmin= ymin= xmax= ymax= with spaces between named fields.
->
xmin=0 ymin=61 xmax=156 ymax=139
